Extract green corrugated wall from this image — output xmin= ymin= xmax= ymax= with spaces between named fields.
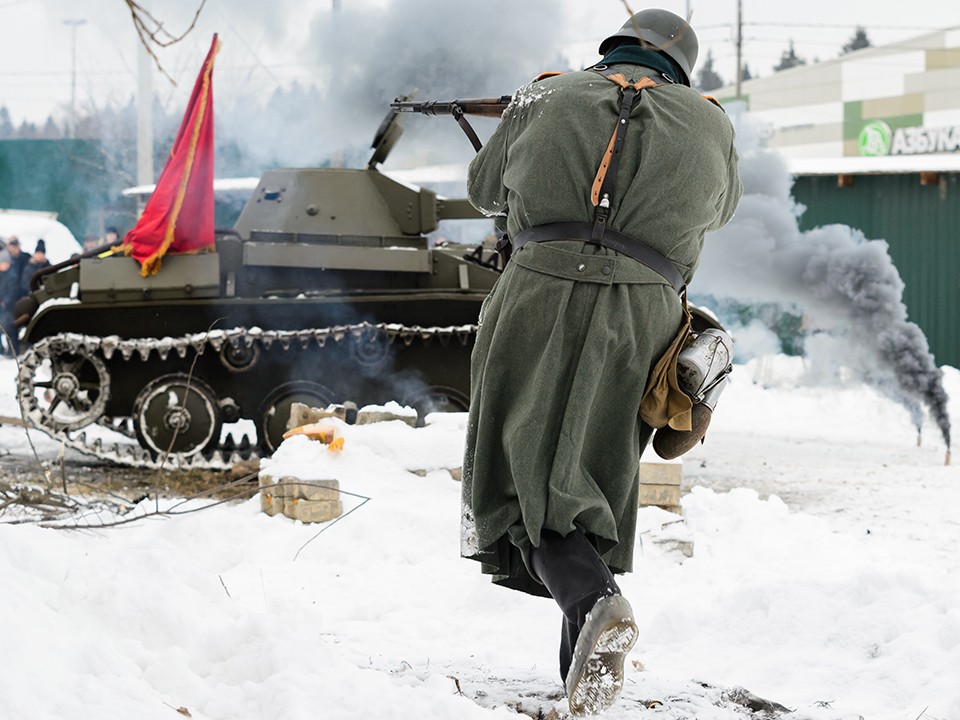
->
xmin=792 ymin=172 xmax=960 ymax=368
xmin=0 ymin=139 xmax=121 ymax=239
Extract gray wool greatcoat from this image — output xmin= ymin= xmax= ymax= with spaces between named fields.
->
xmin=460 ymin=63 xmax=742 ymax=597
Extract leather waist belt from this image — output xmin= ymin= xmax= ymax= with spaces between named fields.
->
xmin=511 ymin=222 xmax=686 ymax=294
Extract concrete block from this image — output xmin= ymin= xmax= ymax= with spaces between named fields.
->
xmin=258 ymin=472 xmax=275 ymax=490
xmin=288 ymin=402 xmax=333 ymax=428
xmin=288 ymin=402 xmax=417 ymax=428
xmin=284 ymin=496 xmax=343 ymax=523
xmin=259 ymin=473 xmax=296 ymax=498
xmin=295 ymin=479 xmax=340 ymax=501
xmin=260 ymin=491 xmax=285 ymax=516
xmin=259 ymin=471 xmax=343 ymax=523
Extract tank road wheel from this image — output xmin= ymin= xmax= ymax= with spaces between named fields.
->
xmin=28 ymin=348 xmax=110 ymax=431
xmin=350 ymin=326 xmax=391 ymax=372
xmin=403 ymin=385 xmax=469 ymax=427
xmin=219 ymin=340 xmax=260 ymax=373
xmin=133 ymin=374 xmax=222 ymax=458
xmin=257 ymin=381 xmax=336 ymax=456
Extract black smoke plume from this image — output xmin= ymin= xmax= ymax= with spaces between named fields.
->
xmin=696 ymin=108 xmax=951 ymax=449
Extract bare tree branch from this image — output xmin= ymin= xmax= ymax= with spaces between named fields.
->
xmin=124 ymin=0 xmax=208 ymax=84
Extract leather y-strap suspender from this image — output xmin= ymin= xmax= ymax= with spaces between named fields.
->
xmin=589 ymin=68 xmax=659 ymax=243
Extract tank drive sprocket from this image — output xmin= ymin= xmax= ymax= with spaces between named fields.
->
xmin=18 ymin=337 xmax=111 ymax=433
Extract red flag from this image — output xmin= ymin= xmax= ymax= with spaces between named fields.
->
xmin=124 ymin=35 xmax=220 ymax=276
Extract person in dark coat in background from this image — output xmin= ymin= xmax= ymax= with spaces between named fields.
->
xmin=0 ymin=247 xmax=13 ymax=355
xmin=1 ymin=237 xmax=29 ymax=354
xmin=460 ymin=9 xmax=742 ymax=716
xmin=4 ymin=236 xmax=28 ymax=287
xmin=20 ymin=238 xmax=52 ymax=296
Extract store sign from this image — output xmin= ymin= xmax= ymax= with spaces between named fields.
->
xmin=859 ymin=119 xmax=960 ymax=156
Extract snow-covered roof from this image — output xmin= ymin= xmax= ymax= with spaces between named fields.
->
xmin=121 ymin=177 xmax=261 ymax=197
xmin=788 ymin=154 xmax=960 ymax=176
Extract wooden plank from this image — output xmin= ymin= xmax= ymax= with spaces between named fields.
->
xmin=639 ymin=461 xmax=681 ymax=486
xmin=639 ymin=459 xmax=682 ymax=513
xmin=639 ymin=483 xmax=682 ymax=508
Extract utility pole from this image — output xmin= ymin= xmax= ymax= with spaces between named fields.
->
xmin=63 ymin=18 xmax=86 ymax=138
xmin=136 ymin=21 xmax=154 ymax=191
xmin=331 ymin=0 xmax=344 ymax=167
xmin=735 ymin=0 xmax=743 ymax=100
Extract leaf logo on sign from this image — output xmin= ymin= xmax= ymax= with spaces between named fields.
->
xmin=859 ymin=120 xmax=892 ymax=157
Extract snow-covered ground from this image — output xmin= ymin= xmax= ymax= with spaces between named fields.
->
xmin=1 ymin=355 xmax=958 ymax=720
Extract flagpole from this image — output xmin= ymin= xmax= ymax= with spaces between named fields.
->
xmin=136 ymin=15 xmax=155 ymax=210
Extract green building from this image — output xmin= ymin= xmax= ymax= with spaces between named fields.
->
xmin=0 ymin=138 xmax=136 ymax=241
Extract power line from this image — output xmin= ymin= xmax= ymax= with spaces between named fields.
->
xmin=213 ymin=3 xmax=283 ymax=88
xmin=743 ymin=21 xmax=949 ymax=30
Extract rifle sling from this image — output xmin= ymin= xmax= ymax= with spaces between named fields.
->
xmin=452 ymin=105 xmax=484 ymax=152
xmin=511 ymin=222 xmax=686 ymax=294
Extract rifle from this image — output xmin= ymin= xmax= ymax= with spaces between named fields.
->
xmin=391 ymin=95 xmax=513 ymax=152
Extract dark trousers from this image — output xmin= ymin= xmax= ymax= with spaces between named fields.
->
xmin=530 ymin=529 xmax=621 ymax=682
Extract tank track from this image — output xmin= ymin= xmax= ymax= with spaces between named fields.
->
xmin=16 ymin=322 xmax=477 ymax=471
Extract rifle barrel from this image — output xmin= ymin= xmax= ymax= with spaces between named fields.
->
xmin=391 ymin=96 xmax=512 ymax=118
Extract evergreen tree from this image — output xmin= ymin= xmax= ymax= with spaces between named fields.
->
xmin=741 ymin=63 xmax=753 ymax=82
xmin=0 ymin=105 xmax=13 ymax=138
xmin=695 ymin=49 xmax=724 ymax=92
xmin=15 ymin=120 xmax=38 ymax=139
xmin=842 ymin=26 xmax=872 ymax=54
xmin=773 ymin=40 xmax=807 ymax=72
xmin=40 ymin=116 xmax=62 ymax=139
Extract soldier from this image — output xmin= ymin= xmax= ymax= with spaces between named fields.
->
xmin=460 ymin=9 xmax=742 ymax=716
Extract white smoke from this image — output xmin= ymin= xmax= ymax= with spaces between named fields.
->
xmin=216 ymin=0 xmax=569 ymax=171
xmin=695 ymin=105 xmax=950 ymax=447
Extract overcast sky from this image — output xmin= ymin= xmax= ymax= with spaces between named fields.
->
xmin=1 ymin=0 xmax=959 ymax=126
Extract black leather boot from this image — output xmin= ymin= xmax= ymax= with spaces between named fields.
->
xmin=531 ymin=529 xmax=638 ymax=717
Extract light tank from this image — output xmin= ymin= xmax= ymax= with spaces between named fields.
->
xmin=14 ymin=109 xmax=721 ymax=470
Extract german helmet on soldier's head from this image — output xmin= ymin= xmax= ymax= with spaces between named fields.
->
xmin=598 ymin=8 xmax=699 ymax=86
